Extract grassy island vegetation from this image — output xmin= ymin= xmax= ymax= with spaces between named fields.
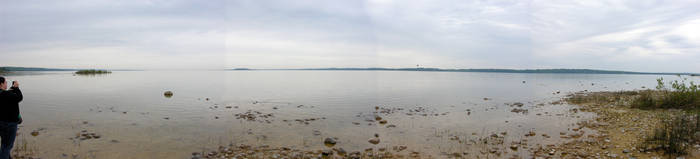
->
xmin=75 ymin=69 xmax=112 ymax=75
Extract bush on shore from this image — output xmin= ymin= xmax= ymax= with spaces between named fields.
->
xmin=632 ymin=77 xmax=699 ymax=110
xmin=631 ymin=77 xmax=700 ymax=157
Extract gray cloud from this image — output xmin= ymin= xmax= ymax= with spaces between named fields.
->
xmin=1 ymin=0 xmax=698 ymax=72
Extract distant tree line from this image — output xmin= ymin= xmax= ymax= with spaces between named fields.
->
xmin=235 ymin=67 xmax=698 ymax=75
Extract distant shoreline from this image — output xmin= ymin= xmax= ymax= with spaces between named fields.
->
xmin=2 ymin=66 xmax=698 ymax=76
xmin=231 ymin=68 xmax=699 ymax=76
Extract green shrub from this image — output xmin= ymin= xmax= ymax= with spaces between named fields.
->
xmin=632 ymin=77 xmax=699 ymax=110
xmin=633 ymin=90 xmax=656 ymax=109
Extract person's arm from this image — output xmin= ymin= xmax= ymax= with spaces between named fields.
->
xmin=9 ymin=81 xmax=22 ymax=102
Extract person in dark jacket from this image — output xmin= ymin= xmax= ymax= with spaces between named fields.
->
xmin=0 ymin=76 xmax=22 ymax=159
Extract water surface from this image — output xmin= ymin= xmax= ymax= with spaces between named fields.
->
xmin=6 ymin=71 xmax=685 ymax=158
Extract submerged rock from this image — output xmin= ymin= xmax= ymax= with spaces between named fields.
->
xmin=163 ymin=91 xmax=173 ymax=98
xmin=510 ymin=144 xmax=518 ymax=150
xmin=512 ymin=102 xmax=524 ymax=107
xmin=511 ymin=108 xmax=528 ymax=114
xmin=368 ymin=138 xmax=380 ymax=145
xmin=321 ymin=149 xmax=333 ymax=156
xmin=324 ymin=137 xmax=337 ymax=147
xmin=334 ymin=148 xmax=347 ymax=156
xmin=525 ymin=131 xmax=536 ymax=137
xmin=30 ymin=131 xmax=39 ymax=137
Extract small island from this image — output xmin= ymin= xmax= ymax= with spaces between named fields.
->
xmin=75 ymin=69 xmax=112 ymax=75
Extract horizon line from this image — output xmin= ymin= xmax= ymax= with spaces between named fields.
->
xmin=2 ymin=66 xmax=699 ymax=75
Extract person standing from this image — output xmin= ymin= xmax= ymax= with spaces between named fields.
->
xmin=0 ymin=77 xmax=22 ymax=159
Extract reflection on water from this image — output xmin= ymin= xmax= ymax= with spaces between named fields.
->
xmin=6 ymin=71 xmax=679 ymax=158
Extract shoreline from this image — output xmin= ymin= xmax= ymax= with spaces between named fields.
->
xmin=535 ymin=91 xmax=699 ymax=158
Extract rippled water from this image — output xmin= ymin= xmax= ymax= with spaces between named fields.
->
xmin=4 ymin=71 xmax=683 ymax=158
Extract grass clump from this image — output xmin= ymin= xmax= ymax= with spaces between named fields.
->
xmin=75 ymin=69 xmax=112 ymax=75
xmin=566 ymin=91 xmax=638 ymax=105
xmin=641 ymin=113 xmax=700 ymax=157
xmin=632 ymin=77 xmax=699 ymax=110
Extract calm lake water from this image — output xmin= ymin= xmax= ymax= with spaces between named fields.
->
xmin=4 ymin=71 xmax=691 ymax=158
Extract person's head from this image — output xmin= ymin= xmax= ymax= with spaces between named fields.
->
xmin=0 ymin=76 xmax=6 ymax=90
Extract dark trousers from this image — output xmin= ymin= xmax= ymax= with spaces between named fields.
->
xmin=0 ymin=121 xmax=17 ymax=159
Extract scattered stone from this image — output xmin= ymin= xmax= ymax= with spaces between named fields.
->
xmin=525 ymin=131 xmax=536 ymax=137
xmin=623 ymin=149 xmax=631 ymax=153
xmin=321 ymin=149 xmax=333 ymax=156
xmin=397 ymin=145 xmax=408 ymax=152
xmin=73 ymin=130 xmax=101 ymax=141
xmin=334 ymin=148 xmax=347 ymax=156
xmin=30 ymin=131 xmax=39 ymax=137
xmin=368 ymin=138 xmax=380 ymax=145
xmin=511 ymin=108 xmax=528 ymax=114
xmin=512 ymin=102 xmax=524 ymax=107
xmin=510 ymin=144 xmax=518 ymax=150
xmin=324 ymin=137 xmax=337 ymax=146
xmin=375 ymin=116 xmax=383 ymax=121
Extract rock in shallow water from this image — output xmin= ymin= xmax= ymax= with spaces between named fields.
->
xmin=368 ymin=138 xmax=380 ymax=145
xmin=324 ymin=137 xmax=337 ymax=146
xmin=163 ymin=91 xmax=173 ymax=98
xmin=30 ymin=131 xmax=39 ymax=137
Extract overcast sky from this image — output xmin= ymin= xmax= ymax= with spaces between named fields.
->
xmin=1 ymin=0 xmax=699 ymax=72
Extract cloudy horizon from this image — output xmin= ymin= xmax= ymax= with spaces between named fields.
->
xmin=1 ymin=0 xmax=699 ymax=73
